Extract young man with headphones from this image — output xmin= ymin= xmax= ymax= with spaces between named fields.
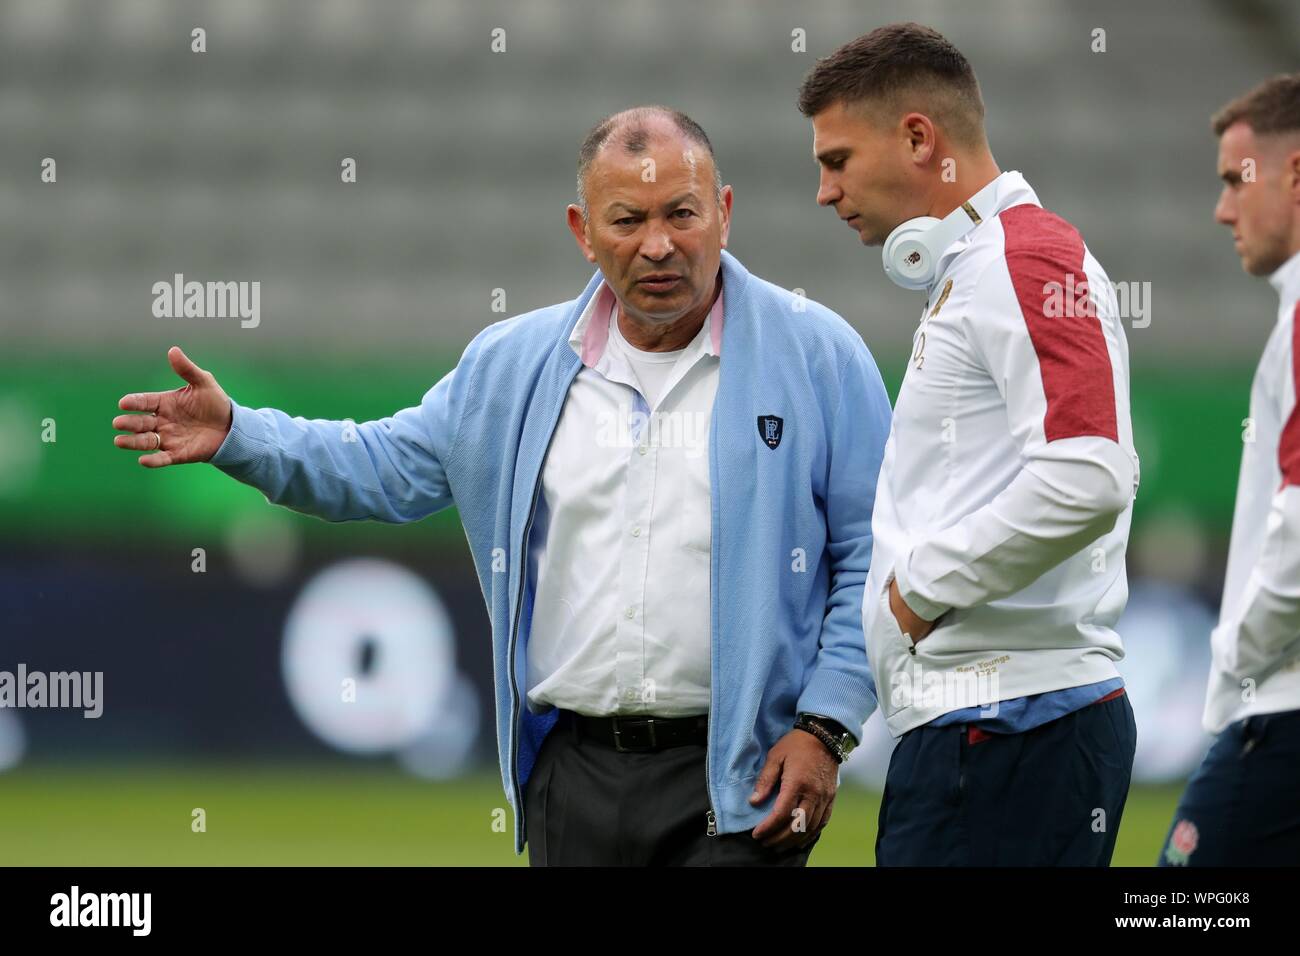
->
xmin=798 ymin=23 xmax=1141 ymax=865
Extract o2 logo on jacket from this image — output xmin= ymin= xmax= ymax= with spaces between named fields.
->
xmin=282 ymin=558 xmax=461 ymax=756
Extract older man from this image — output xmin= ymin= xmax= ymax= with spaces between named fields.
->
xmin=112 ymin=106 xmax=891 ymax=866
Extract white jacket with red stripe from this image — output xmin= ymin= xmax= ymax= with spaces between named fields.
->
xmin=864 ymin=170 xmax=1141 ymax=738
xmin=1204 ymin=250 xmax=1300 ymax=733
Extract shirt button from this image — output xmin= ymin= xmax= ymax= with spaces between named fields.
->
xmin=625 ymin=606 xmax=635 ymax=619
xmin=638 ymin=445 xmax=648 ymax=456
xmin=631 ymin=526 xmax=641 ymax=537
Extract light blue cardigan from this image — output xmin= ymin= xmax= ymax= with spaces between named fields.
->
xmin=210 ymin=250 xmax=892 ymax=852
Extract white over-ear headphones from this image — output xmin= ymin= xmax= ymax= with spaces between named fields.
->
xmin=881 ymin=177 xmax=1003 ymax=291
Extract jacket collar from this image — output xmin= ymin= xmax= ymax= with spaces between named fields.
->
xmin=930 ymin=170 xmax=1040 ymax=293
xmin=569 ymin=275 xmax=724 ymax=368
xmin=1268 ymin=248 xmax=1300 ymax=305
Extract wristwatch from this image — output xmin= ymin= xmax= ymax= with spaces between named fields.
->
xmin=794 ymin=713 xmax=857 ymax=764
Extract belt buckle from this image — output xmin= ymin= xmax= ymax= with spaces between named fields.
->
xmin=612 ymin=716 xmax=656 ymax=752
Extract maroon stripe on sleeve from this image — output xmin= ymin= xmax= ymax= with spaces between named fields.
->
xmin=1279 ymin=303 xmax=1300 ymax=487
xmin=1000 ymin=203 xmax=1118 ymax=442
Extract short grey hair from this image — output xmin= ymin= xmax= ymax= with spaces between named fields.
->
xmin=576 ymin=105 xmax=723 ymax=218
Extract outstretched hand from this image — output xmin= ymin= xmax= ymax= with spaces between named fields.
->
xmin=113 ymin=346 xmax=233 ymax=468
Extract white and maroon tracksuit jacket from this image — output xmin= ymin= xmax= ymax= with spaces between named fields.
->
xmin=1204 ymin=249 xmax=1300 ymax=733
xmin=864 ymin=170 xmax=1141 ymax=738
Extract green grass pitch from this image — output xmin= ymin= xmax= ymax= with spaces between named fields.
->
xmin=0 ymin=765 xmax=1181 ymax=866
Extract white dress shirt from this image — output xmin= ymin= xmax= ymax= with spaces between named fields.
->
xmin=524 ymin=278 xmax=723 ymax=716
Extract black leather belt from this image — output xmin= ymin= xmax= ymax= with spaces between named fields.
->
xmin=561 ymin=709 xmax=708 ymax=752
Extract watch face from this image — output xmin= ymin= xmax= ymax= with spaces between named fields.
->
xmin=838 ymin=734 xmax=856 ymax=755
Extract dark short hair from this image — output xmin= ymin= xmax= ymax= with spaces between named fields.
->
xmin=1212 ymin=73 xmax=1300 ymax=137
xmin=576 ymin=106 xmax=722 ymax=216
xmin=796 ymin=22 xmax=985 ymax=146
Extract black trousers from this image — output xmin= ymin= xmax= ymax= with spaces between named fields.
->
xmin=1158 ymin=708 xmax=1300 ymax=866
xmin=876 ymin=692 xmax=1137 ymax=866
xmin=524 ymin=711 xmax=820 ymax=866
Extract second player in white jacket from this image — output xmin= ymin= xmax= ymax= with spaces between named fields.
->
xmin=1204 ymin=249 xmax=1300 ymax=733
